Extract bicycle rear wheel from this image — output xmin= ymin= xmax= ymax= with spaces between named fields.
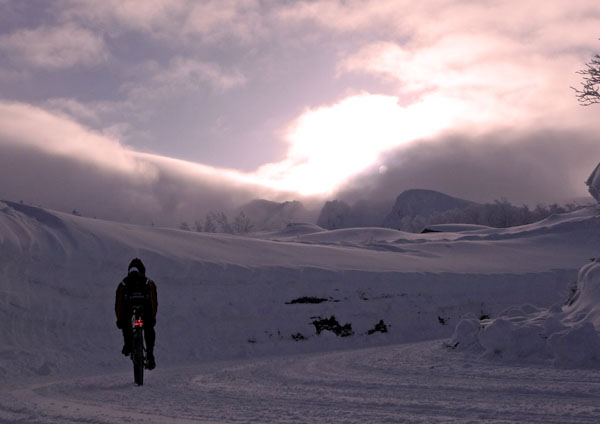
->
xmin=132 ymin=329 xmax=145 ymax=386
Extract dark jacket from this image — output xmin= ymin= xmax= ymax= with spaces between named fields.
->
xmin=115 ymin=273 xmax=158 ymax=326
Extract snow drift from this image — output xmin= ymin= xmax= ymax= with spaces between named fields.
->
xmin=587 ymin=162 xmax=600 ymax=203
xmin=1 ymin=199 xmax=600 ymax=383
xmin=449 ymin=257 xmax=600 ymax=367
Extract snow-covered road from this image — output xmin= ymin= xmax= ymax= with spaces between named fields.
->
xmin=3 ymin=340 xmax=600 ymax=424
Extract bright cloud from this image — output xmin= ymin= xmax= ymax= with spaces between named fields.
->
xmin=0 ymin=101 xmax=259 ymax=187
xmin=337 ymin=10 xmax=598 ymax=131
xmin=247 ymin=0 xmax=600 ymax=195
xmin=252 ymin=93 xmax=474 ymax=194
xmin=340 ymin=39 xmax=542 ymax=128
xmin=0 ymin=102 xmax=274 ymax=223
xmin=0 ymin=102 xmax=147 ymax=177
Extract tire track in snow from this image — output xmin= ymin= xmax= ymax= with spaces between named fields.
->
xmin=3 ymin=341 xmax=600 ymax=423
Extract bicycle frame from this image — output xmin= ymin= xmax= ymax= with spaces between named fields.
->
xmin=131 ymin=305 xmax=146 ymax=386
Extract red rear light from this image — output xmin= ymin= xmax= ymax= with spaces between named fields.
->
xmin=134 ymin=318 xmax=144 ymax=327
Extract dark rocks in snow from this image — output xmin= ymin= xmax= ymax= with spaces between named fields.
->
xmin=312 ymin=315 xmax=354 ymax=337
xmin=367 ymin=320 xmax=388 ymax=335
xmin=565 ymin=281 xmax=579 ymax=306
xmin=291 ymin=333 xmax=306 ymax=341
xmin=286 ymin=296 xmax=329 ymax=305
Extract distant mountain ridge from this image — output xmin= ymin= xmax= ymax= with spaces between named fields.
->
xmin=317 ymin=189 xmax=476 ymax=230
xmin=383 ymin=189 xmax=477 ymax=229
xmin=245 ymin=188 xmax=582 ymax=233
xmin=315 ymin=188 xmax=582 ymax=232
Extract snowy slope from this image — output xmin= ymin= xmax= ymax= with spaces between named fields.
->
xmin=1 ymin=199 xmax=599 ymax=376
xmin=2 ymin=200 xmax=600 ymax=422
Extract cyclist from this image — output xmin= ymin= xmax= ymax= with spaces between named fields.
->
xmin=115 ymin=258 xmax=158 ymax=370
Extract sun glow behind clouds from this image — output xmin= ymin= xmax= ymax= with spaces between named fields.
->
xmin=251 ymin=93 xmax=471 ymax=195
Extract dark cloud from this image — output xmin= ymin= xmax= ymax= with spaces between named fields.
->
xmin=2 ymin=125 xmax=598 ymax=228
xmin=0 ymin=101 xmax=323 ymax=226
xmin=336 ymin=129 xmax=600 ymax=206
xmin=0 ymin=141 xmax=273 ymax=226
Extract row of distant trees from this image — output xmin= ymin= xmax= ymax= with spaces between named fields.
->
xmin=398 ymin=200 xmax=581 ymax=233
xmin=179 ymin=200 xmax=583 ymax=234
xmin=180 ymin=211 xmax=254 ymax=234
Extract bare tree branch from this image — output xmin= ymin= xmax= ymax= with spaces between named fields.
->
xmin=572 ymin=54 xmax=600 ymax=106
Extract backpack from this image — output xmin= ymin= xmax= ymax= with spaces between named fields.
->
xmin=122 ymin=276 xmax=151 ymax=307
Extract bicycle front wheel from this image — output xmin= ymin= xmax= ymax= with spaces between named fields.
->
xmin=132 ymin=330 xmax=145 ymax=386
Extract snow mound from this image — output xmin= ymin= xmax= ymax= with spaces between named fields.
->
xmin=422 ymin=223 xmax=493 ymax=233
xmin=297 ymin=227 xmax=407 ymax=244
xmin=586 ymin=162 xmax=600 ymax=203
xmin=258 ymin=222 xmax=325 ymax=239
xmin=449 ymin=258 xmax=600 ymax=367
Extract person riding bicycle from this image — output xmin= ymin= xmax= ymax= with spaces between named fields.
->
xmin=115 ymin=258 xmax=158 ymax=370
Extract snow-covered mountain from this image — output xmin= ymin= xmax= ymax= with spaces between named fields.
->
xmin=383 ymin=189 xmax=477 ymax=229
xmin=2 ymin=199 xmax=600 ymax=422
xmin=317 ymin=188 xmax=587 ymax=233
xmin=316 ymin=189 xmax=475 ymax=231
xmin=316 ymin=199 xmax=392 ymax=230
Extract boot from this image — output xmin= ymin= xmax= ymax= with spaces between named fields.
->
xmin=146 ymin=350 xmax=156 ymax=370
xmin=121 ymin=343 xmax=132 ymax=356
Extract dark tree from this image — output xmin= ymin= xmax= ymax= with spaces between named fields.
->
xmin=232 ymin=211 xmax=253 ymax=234
xmin=215 ymin=212 xmax=232 ymax=233
xmin=573 ymin=53 xmax=600 ymax=105
xmin=203 ymin=213 xmax=217 ymax=233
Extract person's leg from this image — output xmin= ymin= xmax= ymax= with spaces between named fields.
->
xmin=121 ymin=325 xmax=133 ymax=355
xmin=144 ymin=325 xmax=156 ymax=369
xmin=144 ymin=326 xmax=155 ymax=352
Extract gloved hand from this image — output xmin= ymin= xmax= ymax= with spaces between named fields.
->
xmin=116 ymin=320 xmax=123 ymax=329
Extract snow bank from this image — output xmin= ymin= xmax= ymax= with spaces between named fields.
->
xmin=2 ymin=199 xmax=600 ymax=381
xmin=422 ymin=223 xmax=493 ymax=233
xmin=586 ymin=162 xmax=600 ymax=203
xmin=449 ymin=258 xmax=600 ymax=367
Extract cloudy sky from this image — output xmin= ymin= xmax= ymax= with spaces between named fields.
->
xmin=1 ymin=0 xmax=599 ymax=224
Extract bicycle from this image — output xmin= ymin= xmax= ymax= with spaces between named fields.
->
xmin=130 ymin=305 xmax=146 ymax=386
